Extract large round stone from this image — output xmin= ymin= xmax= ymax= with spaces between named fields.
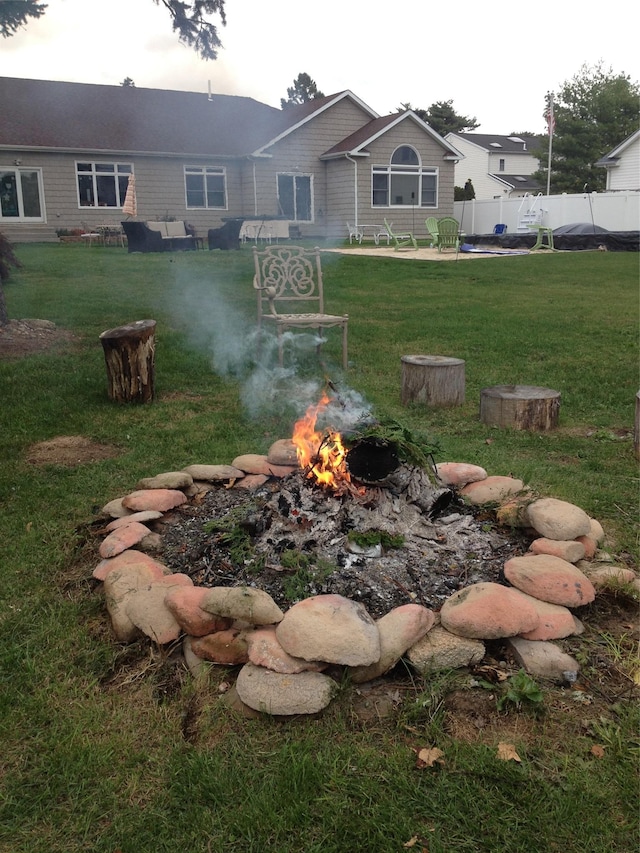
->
xmin=525 ymin=498 xmax=591 ymax=540
xmin=440 ymin=582 xmax=539 ymax=639
xmin=504 ymin=554 xmax=595 ymax=607
xmin=235 ymin=663 xmax=337 ymax=715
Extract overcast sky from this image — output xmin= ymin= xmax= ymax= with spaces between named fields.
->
xmin=2 ymin=0 xmax=639 ymax=134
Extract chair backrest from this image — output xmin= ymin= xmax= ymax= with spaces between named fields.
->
xmin=493 ymin=223 xmax=507 ymax=235
xmin=253 ymin=245 xmax=324 ymax=318
xmin=425 ymin=217 xmax=439 ymax=239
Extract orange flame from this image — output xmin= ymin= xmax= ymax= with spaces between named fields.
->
xmin=292 ymin=394 xmax=352 ymax=490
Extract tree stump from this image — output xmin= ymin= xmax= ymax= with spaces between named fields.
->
xmin=401 ymin=355 xmax=465 ymax=407
xmin=99 ymin=320 xmax=156 ymax=403
xmin=480 ymin=385 xmax=560 ymax=431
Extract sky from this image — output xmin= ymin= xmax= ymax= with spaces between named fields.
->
xmin=1 ymin=0 xmax=639 ymax=135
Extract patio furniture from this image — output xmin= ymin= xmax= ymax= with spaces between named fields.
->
xmin=121 ymin=221 xmax=196 ymax=252
xmin=433 ymin=217 xmax=462 ymax=256
xmin=529 ymin=224 xmax=555 ymax=250
xmin=493 ymin=223 xmax=508 ymax=235
xmin=383 ymin=218 xmax=417 ymax=251
xmin=208 ymin=218 xmax=243 ymax=250
xmin=425 ymin=217 xmax=439 ymax=247
xmin=346 ymin=222 xmax=362 ymax=244
xmin=359 ymin=224 xmax=391 ymax=245
xmin=253 ymin=245 xmax=349 ymax=370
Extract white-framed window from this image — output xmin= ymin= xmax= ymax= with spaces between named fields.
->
xmin=185 ymin=166 xmax=227 ymax=209
xmin=76 ymin=162 xmax=132 ymax=207
xmin=1 ymin=168 xmax=44 ymax=220
xmin=372 ymin=146 xmax=438 ymax=208
xmin=277 ymin=173 xmax=312 ymax=221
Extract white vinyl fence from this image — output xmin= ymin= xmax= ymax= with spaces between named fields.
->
xmin=454 ymin=191 xmax=640 ymax=236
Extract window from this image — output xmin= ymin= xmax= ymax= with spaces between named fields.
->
xmin=372 ymin=146 xmax=438 ymax=208
xmin=277 ymin=174 xmax=312 ymax=221
xmin=76 ymin=162 xmax=131 ymax=207
xmin=185 ymin=166 xmax=227 ymax=209
xmin=1 ymin=169 xmax=43 ymax=220
xmin=499 ymin=158 xmax=505 ymax=171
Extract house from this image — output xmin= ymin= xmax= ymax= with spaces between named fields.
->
xmin=0 ymin=77 xmax=462 ymax=243
xmin=444 ymin=132 xmax=542 ymax=199
xmin=596 ymin=129 xmax=640 ymax=192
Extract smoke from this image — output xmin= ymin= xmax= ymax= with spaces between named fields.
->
xmin=167 ymin=269 xmax=371 ymax=430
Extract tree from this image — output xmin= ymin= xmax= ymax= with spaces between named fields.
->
xmin=537 ymin=62 xmax=639 ymax=193
xmin=0 ymin=231 xmax=22 ymax=326
xmin=400 ymin=100 xmax=479 ymax=136
xmin=120 ymin=77 xmax=136 ymax=87
xmin=281 ymin=73 xmax=325 ymax=109
xmin=0 ymin=0 xmax=227 ymax=60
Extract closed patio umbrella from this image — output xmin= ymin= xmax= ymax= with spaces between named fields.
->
xmin=122 ymin=173 xmax=137 ymax=217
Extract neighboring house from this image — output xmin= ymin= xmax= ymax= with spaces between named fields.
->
xmin=444 ymin=132 xmax=542 ymax=199
xmin=596 ymin=129 xmax=640 ymax=191
xmin=0 ymin=77 xmax=462 ymax=242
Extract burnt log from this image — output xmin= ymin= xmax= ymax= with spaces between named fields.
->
xmin=401 ymin=355 xmax=465 ymax=407
xmin=99 ymin=319 xmax=156 ymax=403
xmin=480 ymin=384 xmax=560 ymax=431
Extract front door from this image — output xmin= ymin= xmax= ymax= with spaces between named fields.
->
xmin=0 ymin=169 xmax=44 ymax=220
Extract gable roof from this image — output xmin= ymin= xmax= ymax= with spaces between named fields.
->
xmin=595 ymin=128 xmax=640 ymax=166
xmin=489 ymin=173 xmax=541 ymax=191
xmin=321 ymin=111 xmax=463 ymax=160
xmin=448 ymin=132 xmax=539 ymax=153
xmin=0 ymin=76 xmax=285 ymax=158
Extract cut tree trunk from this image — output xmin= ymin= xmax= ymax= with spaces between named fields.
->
xmin=480 ymin=385 xmax=560 ymax=431
xmin=401 ymin=355 xmax=465 ymax=407
xmin=99 ymin=319 xmax=156 ymax=403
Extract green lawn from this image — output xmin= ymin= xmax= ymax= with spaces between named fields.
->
xmin=0 ymin=243 xmax=638 ymax=853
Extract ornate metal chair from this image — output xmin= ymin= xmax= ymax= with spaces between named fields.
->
xmin=253 ymin=245 xmax=349 ymax=370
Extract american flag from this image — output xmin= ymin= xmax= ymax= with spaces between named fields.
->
xmin=544 ymin=94 xmax=555 ymax=136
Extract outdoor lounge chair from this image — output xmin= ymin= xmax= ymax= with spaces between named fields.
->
xmin=383 ymin=218 xmax=418 ymax=251
xmin=433 ymin=217 xmax=462 ymax=256
xmin=425 ymin=217 xmax=439 ymax=247
xmin=208 ymin=218 xmax=243 ymax=250
xmin=253 ymin=245 xmax=349 ymax=370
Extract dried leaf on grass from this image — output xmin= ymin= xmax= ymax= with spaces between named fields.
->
xmin=497 ymin=742 xmax=521 ymax=762
xmin=415 ymin=746 xmax=445 ymax=768
xmin=403 ymin=836 xmax=429 ymax=851
xmin=591 ymin=744 xmax=606 ymax=758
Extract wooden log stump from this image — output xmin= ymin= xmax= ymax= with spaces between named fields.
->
xmin=401 ymin=355 xmax=465 ymax=407
xmin=99 ymin=320 xmax=156 ymax=403
xmin=480 ymin=384 xmax=560 ymax=431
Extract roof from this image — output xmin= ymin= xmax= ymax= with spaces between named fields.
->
xmin=0 ymin=76 xmax=285 ymax=158
xmin=595 ymin=128 xmax=640 ymax=167
xmin=321 ymin=111 xmax=463 ymax=160
xmin=448 ymin=132 xmax=540 ymax=153
xmin=489 ymin=173 xmax=541 ymax=191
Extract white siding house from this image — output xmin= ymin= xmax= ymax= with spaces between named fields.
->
xmin=596 ymin=130 xmax=640 ymax=192
xmin=444 ymin=132 xmax=542 ymax=199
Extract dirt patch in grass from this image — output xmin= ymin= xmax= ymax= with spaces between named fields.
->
xmin=25 ymin=435 xmax=121 ymax=466
xmin=0 ymin=318 xmax=79 ymax=358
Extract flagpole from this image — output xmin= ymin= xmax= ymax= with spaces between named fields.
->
xmin=546 ymin=92 xmax=554 ymax=196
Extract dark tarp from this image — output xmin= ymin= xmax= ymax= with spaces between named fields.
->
xmin=465 ymin=231 xmax=639 ymax=251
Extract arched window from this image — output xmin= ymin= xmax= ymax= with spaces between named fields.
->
xmin=372 ymin=146 xmax=438 ymax=208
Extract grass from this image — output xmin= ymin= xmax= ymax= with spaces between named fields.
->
xmin=0 ymin=243 xmax=638 ymax=852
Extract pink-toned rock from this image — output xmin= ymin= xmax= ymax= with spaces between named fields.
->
xmin=201 ymin=587 xmax=284 ymax=625
xmin=276 ymin=594 xmax=380 ymax=666
xmin=182 ymin=636 xmax=213 ymax=678
xmin=267 ymin=438 xmax=299 ymax=466
xmin=575 ymin=535 xmax=597 ymax=560
xmin=407 ymin=625 xmax=485 ymax=674
xmin=525 ymin=497 xmax=591 ymax=541
xmin=504 ymin=554 xmax=595 ymax=607
xmin=101 ymin=497 xmax=132 ymax=518
xmin=181 ymin=464 xmax=245 ymax=482
xmin=125 ymin=574 xmax=192 ymax=644
xmin=165 ymin=586 xmax=233 ymax=636
xmin=440 ymin=582 xmax=539 ymax=639
xmin=529 ymin=537 xmax=585 ymax=563
xmin=516 ymin=593 xmax=578 ymax=641
xmin=233 ymin=473 xmax=269 ymax=490
xmin=93 ymin=549 xmax=168 ymax=581
xmin=121 ymin=488 xmax=187 ymax=513
xmin=190 ymin=628 xmax=251 ymax=665
xmin=99 ymin=521 xmax=151 ymax=558
xmin=246 ymin=626 xmax=327 ymax=674
xmin=459 ymin=476 xmax=524 ymax=505
xmin=262 ymin=463 xmax=298 ymax=478
xmin=231 ymin=454 xmax=270 ymax=474
xmin=235 ymin=663 xmax=337 ymax=715
xmin=350 ymin=604 xmax=435 ymax=683
xmin=103 ymin=562 xmax=163 ymax=642
xmin=434 ymin=462 xmax=487 ymax=487
xmin=105 ymin=511 xmax=163 ymax=532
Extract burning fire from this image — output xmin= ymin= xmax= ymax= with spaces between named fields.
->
xmin=292 ymin=393 xmax=353 ymax=491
